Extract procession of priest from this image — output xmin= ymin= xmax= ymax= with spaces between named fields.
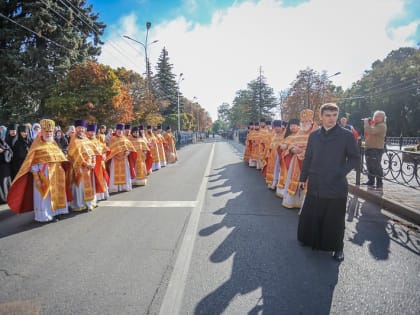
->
xmin=244 ymin=103 xmax=369 ymax=261
xmin=0 ymin=102 xmax=388 ymax=262
xmin=1 ymin=120 xmax=177 ymax=223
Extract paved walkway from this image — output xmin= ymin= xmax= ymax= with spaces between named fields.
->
xmin=347 ymin=171 xmax=420 ymax=224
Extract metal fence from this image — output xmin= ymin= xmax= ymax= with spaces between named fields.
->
xmin=176 ymin=131 xmax=194 ymax=145
xmin=386 ymin=137 xmax=420 ymax=149
xmin=176 ymin=131 xmax=210 ymax=146
xmin=356 ymin=143 xmax=420 ymax=189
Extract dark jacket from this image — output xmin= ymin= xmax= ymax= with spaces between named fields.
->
xmin=299 ymin=124 xmax=360 ymax=199
xmin=55 ymin=135 xmax=69 ymax=154
xmin=5 ymin=134 xmax=17 ymax=148
xmin=11 ymin=135 xmax=32 ymax=179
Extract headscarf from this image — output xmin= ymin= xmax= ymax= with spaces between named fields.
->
xmin=0 ymin=126 xmax=6 ymax=140
xmin=31 ymin=123 xmax=41 ymax=140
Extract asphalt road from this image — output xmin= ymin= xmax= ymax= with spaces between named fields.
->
xmin=0 ymin=138 xmax=419 ymax=315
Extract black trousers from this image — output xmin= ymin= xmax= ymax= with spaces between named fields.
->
xmin=298 ymin=195 xmax=347 ymax=251
xmin=365 ymin=148 xmax=384 ymax=185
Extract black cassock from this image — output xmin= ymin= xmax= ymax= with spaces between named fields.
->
xmin=297 ymin=124 xmax=360 ymax=251
xmin=298 ymin=196 xmax=347 ymax=251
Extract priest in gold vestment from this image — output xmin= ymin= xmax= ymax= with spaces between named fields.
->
xmin=249 ymin=122 xmax=259 ymax=168
xmin=260 ymin=120 xmax=274 ymax=176
xmin=243 ymin=122 xmax=254 ymax=164
xmin=276 ymin=119 xmax=300 ymax=198
xmin=163 ymin=126 xmax=177 ymax=163
xmin=256 ymin=119 xmax=271 ymax=170
xmin=67 ymin=120 xmax=98 ymax=211
xmin=129 ymin=126 xmax=150 ymax=186
xmin=264 ymin=120 xmax=286 ymax=189
xmin=146 ymin=125 xmax=161 ymax=172
xmin=106 ymin=124 xmax=137 ymax=192
xmin=281 ymin=109 xmax=315 ymax=209
xmin=7 ymin=119 xmax=70 ymax=222
xmin=155 ymin=124 xmax=167 ymax=167
xmin=86 ymin=124 xmax=110 ymax=201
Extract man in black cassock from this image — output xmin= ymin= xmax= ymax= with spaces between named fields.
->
xmin=297 ymin=103 xmax=360 ymax=262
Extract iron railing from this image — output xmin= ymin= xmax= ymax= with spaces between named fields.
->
xmin=386 ymin=136 xmax=420 ymax=150
xmin=357 ymin=141 xmax=420 ymax=189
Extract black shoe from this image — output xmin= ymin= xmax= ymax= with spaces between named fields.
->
xmin=361 ymin=181 xmax=374 ymax=186
xmin=374 ymin=184 xmax=383 ymax=190
xmin=332 ymin=251 xmax=344 ymax=262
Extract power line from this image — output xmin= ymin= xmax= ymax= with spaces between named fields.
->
xmin=58 ymin=0 xmax=142 ymax=70
xmin=59 ymin=0 xmax=151 ymax=72
xmin=0 ymin=12 xmax=72 ymax=51
xmin=62 ymin=0 xmax=102 ymax=34
xmin=122 ymin=36 xmax=144 ymax=55
xmin=58 ymin=0 xmax=100 ymax=35
xmin=366 ymin=77 xmax=419 ymax=94
xmin=39 ymin=0 xmax=73 ymax=27
xmin=339 ymin=83 xmax=420 ymax=101
xmin=38 ymin=0 xmax=140 ymax=70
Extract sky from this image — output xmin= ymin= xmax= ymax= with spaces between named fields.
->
xmin=90 ymin=0 xmax=420 ymax=120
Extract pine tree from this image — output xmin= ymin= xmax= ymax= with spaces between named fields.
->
xmin=247 ymin=67 xmax=278 ymax=121
xmin=227 ymin=68 xmax=278 ymax=128
xmin=0 ymin=0 xmax=105 ymax=123
xmin=153 ymin=47 xmax=180 ymax=116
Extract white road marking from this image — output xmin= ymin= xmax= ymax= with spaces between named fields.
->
xmin=100 ymin=200 xmax=198 ymax=208
xmin=159 ymin=142 xmax=215 ymax=315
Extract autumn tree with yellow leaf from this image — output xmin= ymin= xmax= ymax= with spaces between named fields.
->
xmin=45 ymin=61 xmax=133 ymax=126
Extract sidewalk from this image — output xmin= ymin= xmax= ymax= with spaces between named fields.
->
xmin=230 ymin=139 xmax=420 ymax=225
xmin=347 ymin=171 xmax=420 ymax=224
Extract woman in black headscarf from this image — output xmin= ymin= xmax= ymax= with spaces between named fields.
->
xmin=11 ymin=125 xmax=32 ymax=180
xmin=54 ymin=129 xmax=69 ymax=154
xmin=5 ymin=123 xmax=18 ymax=148
xmin=0 ymin=128 xmax=13 ymax=203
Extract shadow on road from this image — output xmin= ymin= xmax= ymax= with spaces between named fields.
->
xmin=348 ymin=195 xmax=420 ymax=257
xmin=0 ymin=209 xmax=85 ymax=239
xmin=195 ymin=161 xmax=339 ymax=314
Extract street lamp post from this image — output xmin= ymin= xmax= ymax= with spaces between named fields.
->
xmin=192 ymin=96 xmax=198 ymax=132
xmin=322 ymin=71 xmax=341 ymax=104
xmin=123 ymin=22 xmax=158 ymax=97
xmin=197 ymin=110 xmax=200 ymax=133
xmin=177 ymin=73 xmax=184 ymax=137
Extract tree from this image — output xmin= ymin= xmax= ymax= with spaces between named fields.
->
xmin=227 ymin=69 xmax=278 ymax=128
xmin=217 ymin=103 xmax=231 ymax=124
xmin=248 ymin=67 xmax=278 ymax=120
xmin=115 ymin=67 xmax=160 ymax=124
xmin=212 ymin=120 xmax=227 ymax=134
xmin=340 ymin=47 xmax=420 ymax=136
xmin=0 ymin=0 xmax=105 ymax=123
xmin=229 ymin=89 xmax=253 ymax=128
xmin=44 ymin=61 xmax=133 ymax=127
xmin=152 ymin=47 xmax=180 ymax=116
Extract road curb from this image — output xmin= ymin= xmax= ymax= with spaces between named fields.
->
xmin=348 ymin=184 xmax=420 ymax=225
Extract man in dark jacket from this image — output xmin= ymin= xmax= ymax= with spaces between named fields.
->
xmin=297 ymin=103 xmax=360 ymax=262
